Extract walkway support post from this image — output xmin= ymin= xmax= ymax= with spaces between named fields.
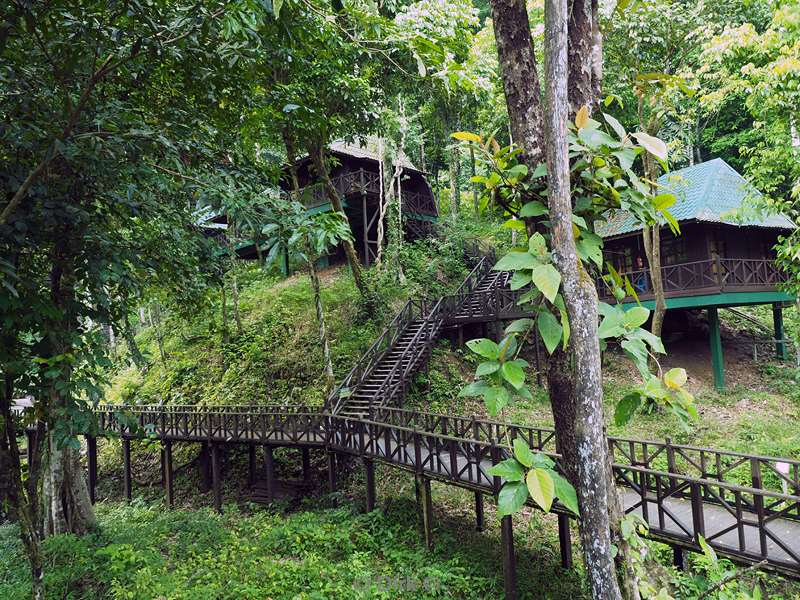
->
xmin=248 ymin=444 xmax=257 ymax=487
xmin=558 ymin=514 xmax=572 ymax=569
xmin=199 ymin=442 xmax=212 ymax=492
xmin=327 ymin=451 xmax=337 ymax=492
xmin=364 ymin=457 xmax=376 ymax=512
xmin=301 ymin=447 xmax=311 ymax=482
xmin=163 ymin=440 xmax=174 ymax=507
xmin=263 ymin=444 xmax=275 ymax=503
xmin=773 ymin=303 xmax=788 ymax=360
xmin=673 ymin=546 xmax=686 ymax=571
xmin=211 ymin=443 xmax=222 ymax=513
xmin=122 ymin=439 xmax=132 ymax=500
xmin=708 ymin=307 xmax=725 ymax=390
xmin=474 ymin=491 xmax=484 ymax=531
xmin=415 ymin=474 xmax=434 ymax=550
xmin=500 ymin=515 xmax=518 ymax=600
xmin=87 ymin=435 xmax=97 ymax=505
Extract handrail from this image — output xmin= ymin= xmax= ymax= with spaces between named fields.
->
xmin=598 ymin=256 xmax=787 ymax=300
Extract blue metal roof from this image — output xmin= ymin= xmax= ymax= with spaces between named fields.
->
xmin=596 ymin=158 xmax=795 ymax=238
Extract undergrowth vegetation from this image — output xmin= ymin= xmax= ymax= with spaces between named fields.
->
xmin=0 ymin=501 xmax=494 ymax=600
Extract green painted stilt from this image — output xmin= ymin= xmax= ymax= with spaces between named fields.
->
xmin=773 ymin=303 xmax=788 ymax=360
xmin=708 ymin=307 xmax=725 ymax=390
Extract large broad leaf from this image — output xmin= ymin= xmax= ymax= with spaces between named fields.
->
xmin=526 ymin=468 xmax=555 ymax=512
xmin=466 ymin=338 xmax=499 ymax=360
xmin=494 ymin=251 xmax=539 ymax=272
xmin=621 ymin=338 xmax=650 ymax=378
xmin=664 ymin=367 xmax=688 ymax=389
xmin=552 ymin=471 xmax=580 ymax=516
xmin=501 ymin=361 xmax=526 ymax=390
xmin=614 ymin=392 xmax=642 ymax=426
xmin=476 ymin=361 xmax=500 ymax=377
xmin=485 ymin=385 xmax=511 ymax=416
xmin=528 ymin=232 xmax=548 ymax=261
xmin=531 ymin=264 xmax=561 ymax=302
xmin=623 ymin=306 xmax=650 ymax=328
xmin=575 ymin=105 xmax=590 ymax=129
xmin=537 ymin=311 xmax=563 ymax=355
xmin=497 ymin=481 xmax=529 ymax=516
xmin=520 ymin=200 xmax=548 ymax=218
xmin=603 ymin=112 xmax=627 ymax=140
xmin=633 ymin=132 xmax=668 ymax=162
xmin=513 ymin=438 xmax=535 ymax=468
xmin=509 ymin=271 xmax=530 ymax=291
xmin=459 ymin=380 xmax=490 ymax=397
xmin=488 ymin=458 xmax=525 ymax=481
xmin=505 ymin=318 xmax=534 ymax=334
xmin=452 ymin=131 xmax=482 ymax=143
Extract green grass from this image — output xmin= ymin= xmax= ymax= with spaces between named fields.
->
xmin=0 ymin=501 xmax=504 ymax=599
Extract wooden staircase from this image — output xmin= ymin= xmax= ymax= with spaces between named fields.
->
xmin=329 ymin=246 xmax=509 ymax=418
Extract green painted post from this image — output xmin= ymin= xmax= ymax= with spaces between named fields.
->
xmin=708 ymin=307 xmax=725 ymax=390
xmin=772 ymin=303 xmax=788 ymax=360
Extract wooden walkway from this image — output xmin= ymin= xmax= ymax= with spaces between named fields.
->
xmin=45 ymin=248 xmax=797 ymax=597
xmin=89 ymin=404 xmax=800 ymax=580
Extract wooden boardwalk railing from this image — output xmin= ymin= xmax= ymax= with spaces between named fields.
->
xmin=89 ymin=403 xmax=800 ymax=578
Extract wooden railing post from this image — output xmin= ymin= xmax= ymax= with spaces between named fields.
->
xmin=690 ymin=482 xmax=705 ymax=544
xmin=87 ymin=435 xmax=97 ymax=505
xmin=122 ymin=438 xmax=132 ymax=500
xmin=751 ymin=458 xmax=768 ymax=557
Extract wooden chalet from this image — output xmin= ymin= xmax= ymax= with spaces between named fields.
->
xmin=596 ymin=158 xmax=796 ymax=389
xmin=288 ymin=138 xmax=439 ymax=266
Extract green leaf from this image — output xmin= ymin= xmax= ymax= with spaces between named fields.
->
xmin=497 ymin=481 xmax=528 ymax=516
xmin=485 ymin=385 xmax=511 ymax=416
xmin=614 ymin=393 xmax=642 ymax=426
xmin=459 ymin=380 xmax=490 ymax=397
xmin=552 ymin=471 xmax=580 ymax=516
xmin=501 ymin=362 xmax=526 ymax=389
xmin=623 ymin=306 xmax=650 ymax=328
xmin=513 ymin=438 xmax=535 ymax=468
xmin=452 ymin=131 xmax=482 ymax=143
xmin=509 ymin=271 xmax=530 ymax=291
xmin=526 ymin=468 xmax=555 ymax=512
xmin=488 ymin=458 xmax=525 ymax=481
xmin=531 ymin=264 xmax=561 ymax=302
xmin=531 ymin=163 xmax=548 ymax=179
xmin=476 ymin=361 xmax=500 ymax=377
xmin=603 ymin=113 xmax=627 ymax=140
xmin=654 ymin=193 xmax=676 ymax=210
xmin=528 ymin=232 xmax=548 ymax=260
xmin=537 ymin=311 xmax=563 ymax=355
xmin=632 ymin=132 xmax=668 ymax=162
xmin=466 ymin=338 xmax=499 ymax=360
xmin=505 ymin=318 xmax=534 ymax=334
xmin=507 ymin=164 xmax=528 ymax=180
xmin=664 ymin=367 xmax=687 ymax=389
xmin=273 ymin=0 xmax=284 ymax=18
xmin=494 ymin=251 xmax=539 ymax=272
xmin=519 ymin=201 xmax=548 ymax=218
xmin=621 ymin=338 xmax=650 ymax=378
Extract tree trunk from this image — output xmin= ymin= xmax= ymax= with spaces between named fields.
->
xmin=43 ymin=431 xmax=96 ymax=536
xmin=490 ymin=0 xmax=545 ymax=169
xmin=544 ymin=1 xmax=622 ymax=598
xmin=470 ymin=147 xmax=479 ymax=214
xmin=643 ymin=224 xmax=666 ymax=339
xmin=1 ymin=375 xmax=47 ymax=600
xmin=308 ymin=257 xmax=335 ymax=391
xmin=309 ymin=144 xmax=368 ymax=298
xmin=148 ymin=305 xmax=167 ymax=363
xmin=220 ymin=284 xmax=230 ymax=345
xmin=122 ymin=312 xmax=147 ymax=369
xmin=228 ymin=271 xmax=243 ymax=337
xmin=449 ymin=137 xmax=460 ymax=218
